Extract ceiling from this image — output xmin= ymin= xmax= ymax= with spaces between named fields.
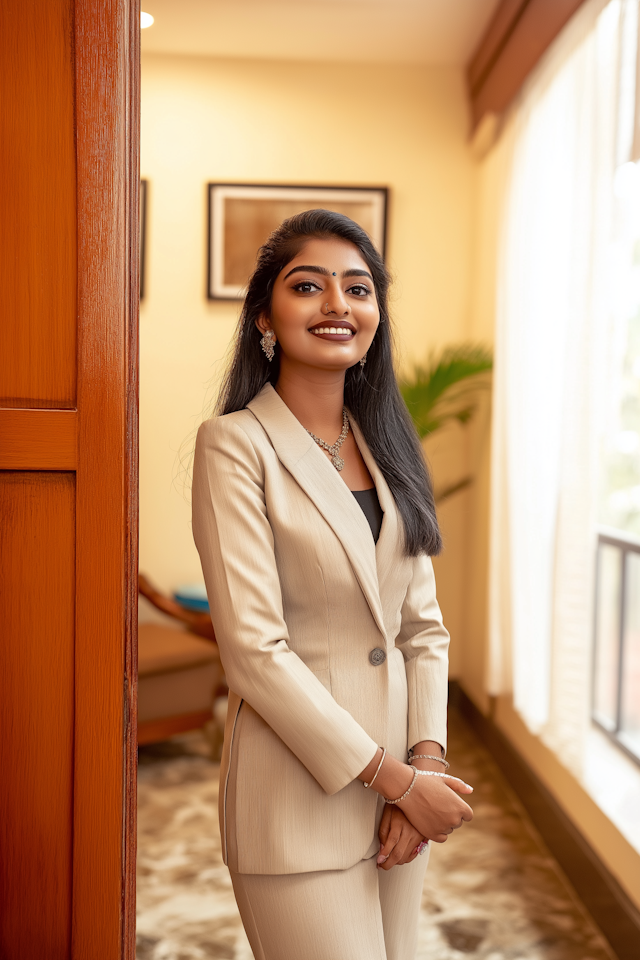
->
xmin=140 ymin=0 xmax=500 ymax=66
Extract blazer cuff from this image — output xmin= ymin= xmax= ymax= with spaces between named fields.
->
xmin=407 ymin=721 xmax=448 ymax=758
xmin=311 ymin=731 xmax=379 ymax=796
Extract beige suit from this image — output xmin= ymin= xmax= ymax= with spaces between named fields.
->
xmin=192 ymin=384 xmax=449 ymax=878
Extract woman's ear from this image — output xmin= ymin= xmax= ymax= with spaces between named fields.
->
xmin=255 ymin=313 xmax=271 ymax=335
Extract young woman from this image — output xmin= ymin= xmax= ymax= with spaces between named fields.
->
xmin=192 ymin=210 xmax=473 ymax=960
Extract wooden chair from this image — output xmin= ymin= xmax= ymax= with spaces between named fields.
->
xmin=137 ymin=575 xmax=226 ymax=747
xmin=137 ymin=623 xmax=223 ymax=745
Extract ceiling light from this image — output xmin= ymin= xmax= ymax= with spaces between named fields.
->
xmin=141 ymin=12 xmax=154 ymax=29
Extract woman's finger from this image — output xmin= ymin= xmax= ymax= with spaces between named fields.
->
xmin=398 ymin=846 xmax=419 ymax=865
xmin=400 ymin=838 xmax=428 ymax=865
xmin=379 ymin=835 xmax=412 ymax=870
xmin=378 ymin=805 xmax=392 ymax=845
xmin=380 ymin=823 xmax=425 ymax=869
xmin=377 ymin=827 xmax=401 ymax=866
xmin=444 ymin=777 xmax=474 ymax=797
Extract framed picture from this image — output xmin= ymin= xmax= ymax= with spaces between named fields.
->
xmin=140 ymin=179 xmax=148 ymax=300
xmin=207 ymin=183 xmax=388 ymax=300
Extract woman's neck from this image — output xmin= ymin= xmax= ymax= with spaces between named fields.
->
xmin=275 ymin=365 xmax=346 ymax=438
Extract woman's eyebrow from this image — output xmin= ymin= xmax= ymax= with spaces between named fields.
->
xmin=343 ymin=268 xmax=374 ymax=281
xmin=283 ymin=265 xmax=374 ymax=281
xmin=283 ymin=265 xmax=329 ymax=280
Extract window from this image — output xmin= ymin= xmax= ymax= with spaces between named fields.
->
xmin=488 ymin=0 xmax=640 ymax=774
xmin=593 ymin=531 xmax=640 ymax=763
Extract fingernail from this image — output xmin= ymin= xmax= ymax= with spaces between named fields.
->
xmin=377 ymin=854 xmax=388 ymax=864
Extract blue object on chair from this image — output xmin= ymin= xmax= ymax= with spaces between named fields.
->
xmin=173 ymin=584 xmax=210 ymax=613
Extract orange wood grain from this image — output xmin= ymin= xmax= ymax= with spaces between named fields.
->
xmin=2 ymin=0 xmax=139 ymax=954
xmin=0 ymin=0 xmax=77 ymax=408
xmin=0 ymin=472 xmax=75 ymax=957
xmin=72 ymin=2 xmax=140 ymax=958
xmin=467 ymin=0 xmax=587 ymax=129
xmin=0 ymin=409 xmax=77 ymax=469
xmin=137 ymin=710 xmax=214 ymax=746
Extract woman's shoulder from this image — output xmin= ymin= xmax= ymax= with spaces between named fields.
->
xmin=196 ymin=407 xmax=270 ymax=451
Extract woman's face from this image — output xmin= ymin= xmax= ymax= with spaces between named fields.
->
xmin=258 ymin=237 xmax=380 ymax=374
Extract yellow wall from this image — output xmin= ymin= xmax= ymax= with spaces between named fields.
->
xmin=139 ymin=52 xmax=476 ymax=661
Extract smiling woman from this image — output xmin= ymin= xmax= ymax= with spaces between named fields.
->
xmin=217 ymin=209 xmax=442 ymax=556
xmin=191 ymin=210 xmax=472 ymax=960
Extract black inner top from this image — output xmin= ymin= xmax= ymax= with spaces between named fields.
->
xmin=352 ymin=487 xmax=384 ymax=544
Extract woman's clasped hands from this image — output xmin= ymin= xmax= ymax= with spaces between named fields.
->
xmin=359 ymin=743 xmax=474 ymax=870
xmin=396 ymin=770 xmax=474 ymax=844
xmin=376 ymin=805 xmax=426 ymax=870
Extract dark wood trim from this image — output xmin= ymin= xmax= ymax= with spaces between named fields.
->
xmin=468 ymin=0 xmax=531 ymax=97
xmin=123 ymin=0 xmax=140 ymax=956
xmin=72 ymin=1 xmax=139 ymax=957
xmin=137 ymin=710 xmax=213 ymax=746
xmin=0 ymin=409 xmax=77 ymax=469
xmin=450 ymin=681 xmax=640 ymax=960
xmin=467 ymin=0 xmax=587 ymax=130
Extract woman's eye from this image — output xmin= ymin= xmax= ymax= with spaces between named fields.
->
xmin=348 ymin=284 xmax=370 ymax=297
xmin=292 ymin=281 xmax=321 ymax=294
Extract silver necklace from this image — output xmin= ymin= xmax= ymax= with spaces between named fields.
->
xmin=305 ymin=409 xmax=349 ymax=471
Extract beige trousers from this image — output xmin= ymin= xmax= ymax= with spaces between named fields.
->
xmin=230 ymin=848 xmax=429 ymax=960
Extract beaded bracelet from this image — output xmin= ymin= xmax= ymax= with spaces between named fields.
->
xmin=409 ymin=754 xmax=450 ymax=770
xmin=363 ymin=747 xmax=386 ymax=789
xmin=384 ymin=765 xmax=418 ymax=804
xmin=414 ymin=770 xmax=471 ymax=788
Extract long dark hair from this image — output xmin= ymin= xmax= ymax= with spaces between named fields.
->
xmin=217 ymin=209 xmax=441 ymax=557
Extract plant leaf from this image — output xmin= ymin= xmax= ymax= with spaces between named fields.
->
xmin=400 ymin=343 xmax=492 ymax=438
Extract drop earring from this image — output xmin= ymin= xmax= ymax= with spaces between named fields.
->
xmin=359 ymin=352 xmax=367 ymax=369
xmin=260 ymin=329 xmax=276 ymax=362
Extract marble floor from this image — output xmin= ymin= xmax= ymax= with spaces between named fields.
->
xmin=136 ymin=710 xmax=615 ymax=960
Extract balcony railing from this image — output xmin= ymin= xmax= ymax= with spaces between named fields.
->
xmin=592 ymin=527 xmax=640 ymax=765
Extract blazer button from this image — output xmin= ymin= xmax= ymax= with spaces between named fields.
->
xmin=369 ymin=647 xmax=386 ymax=666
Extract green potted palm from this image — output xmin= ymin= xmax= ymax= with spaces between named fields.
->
xmin=400 ymin=344 xmax=493 ymax=502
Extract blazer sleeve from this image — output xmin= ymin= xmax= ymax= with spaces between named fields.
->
xmin=395 ymin=553 xmax=450 ymax=754
xmin=192 ymin=415 xmax=379 ymax=795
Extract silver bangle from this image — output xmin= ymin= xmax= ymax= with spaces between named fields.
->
xmin=384 ymin=765 xmax=418 ymax=804
xmin=409 ymin=754 xmax=450 ymax=770
xmin=363 ymin=747 xmax=386 ymax=789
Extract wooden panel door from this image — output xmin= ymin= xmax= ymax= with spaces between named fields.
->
xmin=0 ymin=1 xmax=139 ymax=957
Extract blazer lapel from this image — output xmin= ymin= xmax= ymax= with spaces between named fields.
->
xmin=349 ymin=419 xmax=398 ymax=578
xmin=349 ymin=419 xmax=409 ymax=635
xmin=247 ymin=385 xmax=387 ymax=637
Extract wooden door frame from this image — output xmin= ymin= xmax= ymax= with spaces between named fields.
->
xmin=0 ymin=0 xmax=139 ymax=953
xmin=73 ymin=1 xmax=139 ymax=955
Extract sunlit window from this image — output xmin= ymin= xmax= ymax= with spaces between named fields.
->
xmin=593 ymin=160 xmax=640 ymax=764
xmin=599 ymin=161 xmax=640 ymax=536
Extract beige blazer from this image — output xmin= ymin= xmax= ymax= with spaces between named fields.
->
xmin=192 ymin=384 xmax=449 ymax=875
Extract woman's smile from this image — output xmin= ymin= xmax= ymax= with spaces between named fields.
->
xmin=308 ymin=320 xmax=356 ymax=341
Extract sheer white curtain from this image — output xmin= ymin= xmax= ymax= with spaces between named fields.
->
xmin=488 ymin=0 xmax=639 ymax=772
